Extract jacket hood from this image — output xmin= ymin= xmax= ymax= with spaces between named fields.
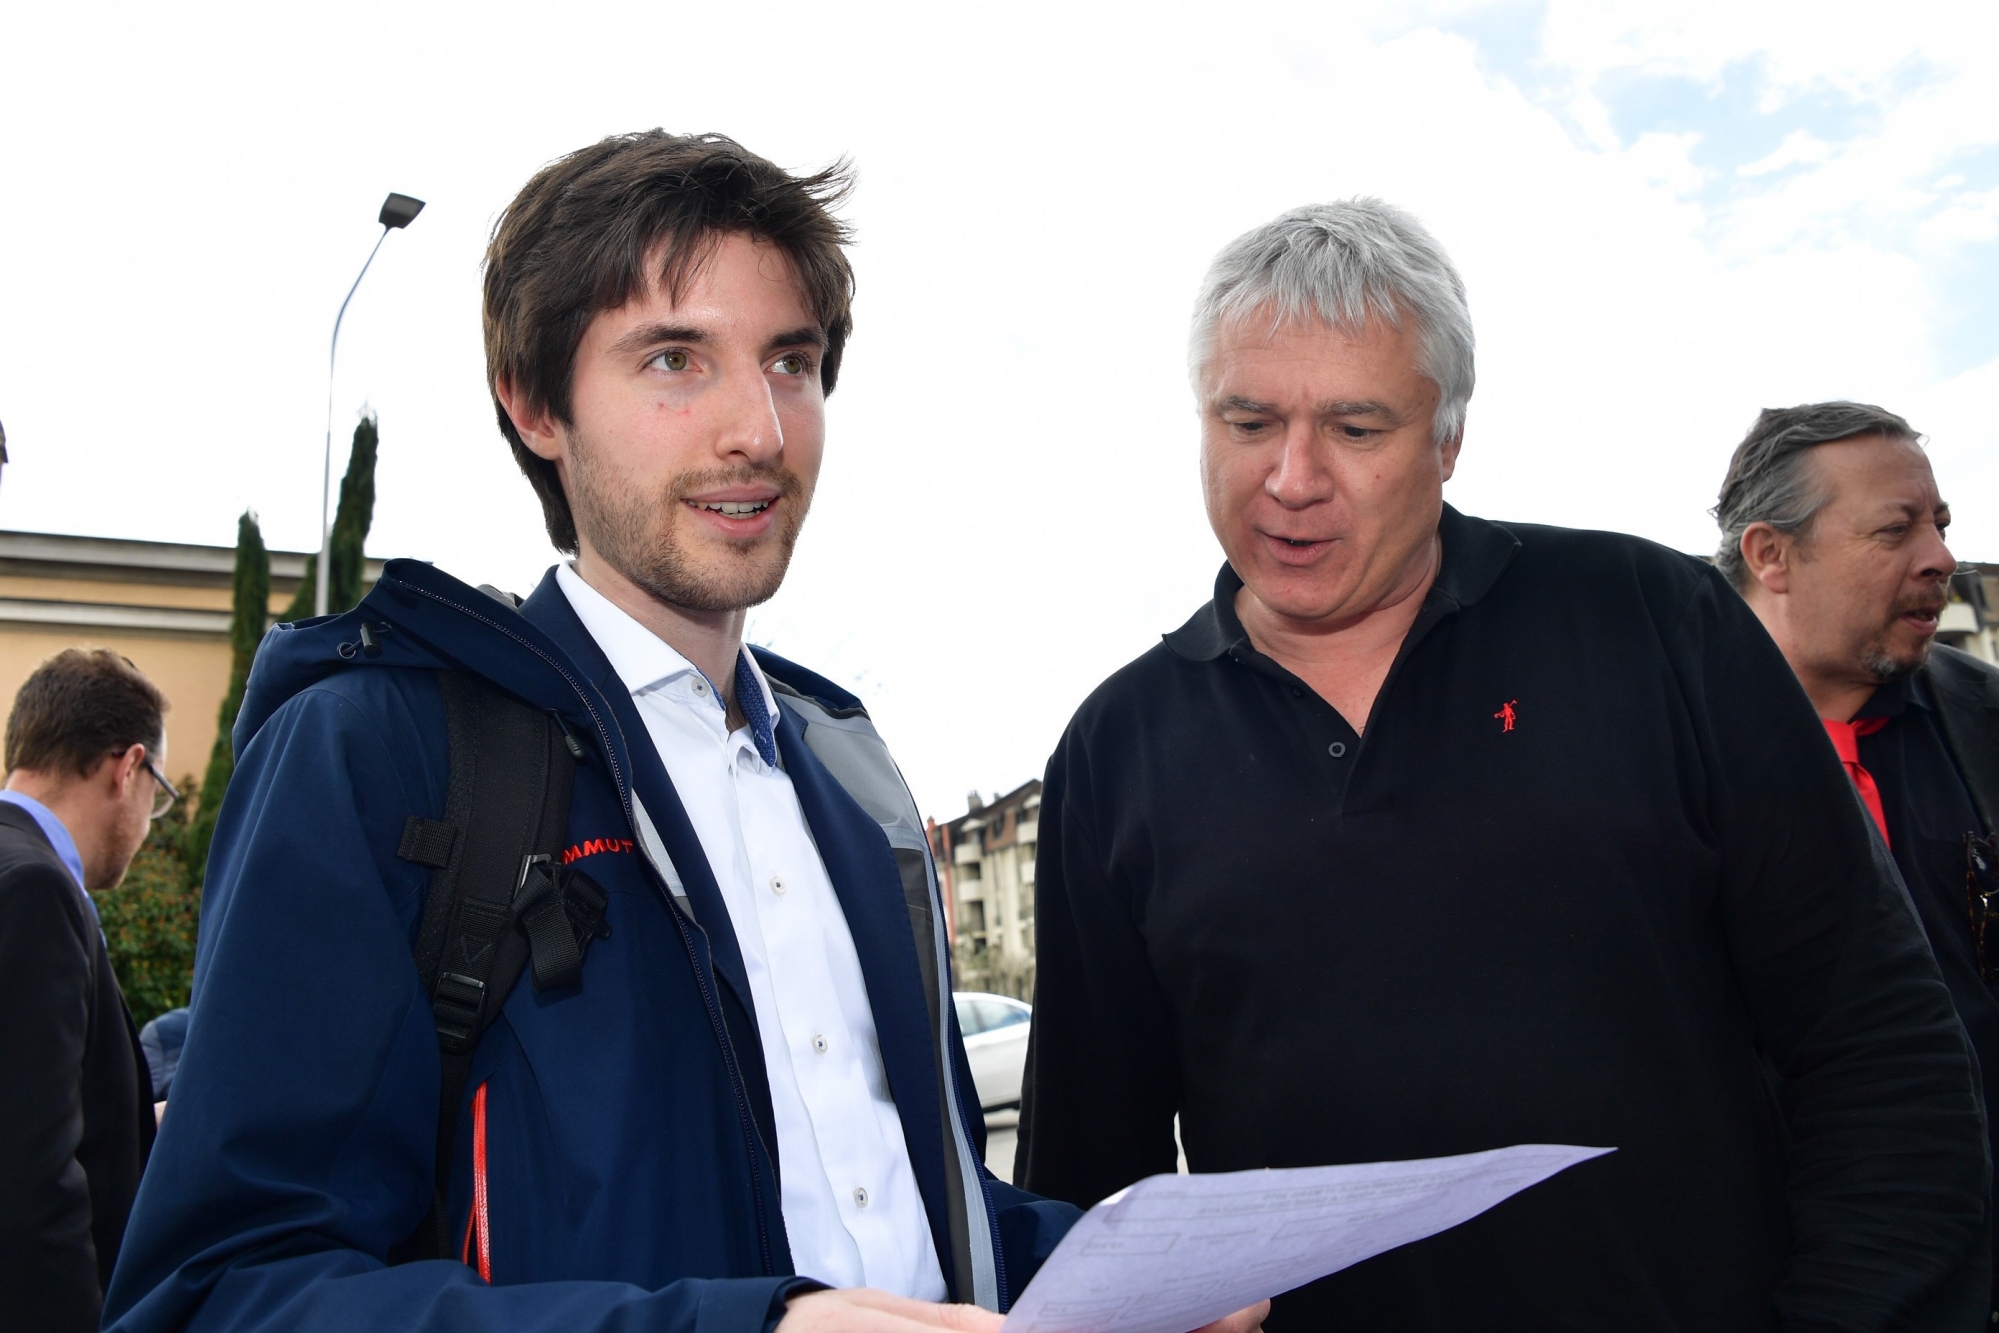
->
xmin=234 ymin=559 xmax=603 ymax=759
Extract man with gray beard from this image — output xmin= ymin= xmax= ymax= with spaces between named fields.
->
xmin=1719 ymin=401 xmax=1999 ymax=1322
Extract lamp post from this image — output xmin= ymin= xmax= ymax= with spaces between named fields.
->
xmin=316 ymin=192 xmax=424 ymax=617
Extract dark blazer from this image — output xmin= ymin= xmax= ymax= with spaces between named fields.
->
xmin=1931 ymin=644 xmax=1999 ymax=836
xmin=0 ymin=801 xmax=155 ymax=1332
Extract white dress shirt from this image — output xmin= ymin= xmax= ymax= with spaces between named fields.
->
xmin=558 ymin=564 xmax=947 ymax=1299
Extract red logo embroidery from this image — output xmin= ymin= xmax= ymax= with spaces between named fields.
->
xmin=562 ymin=837 xmax=636 ymax=865
xmin=1493 ymin=700 xmax=1518 ymax=732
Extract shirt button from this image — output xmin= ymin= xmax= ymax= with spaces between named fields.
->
xmin=853 ymin=1186 xmax=870 ymax=1208
xmin=1328 ymin=741 xmax=1347 ymax=758
xmin=691 ymin=679 xmax=708 ymax=696
xmin=770 ymin=875 xmax=787 ymax=895
xmin=812 ymin=1032 xmax=829 ymax=1054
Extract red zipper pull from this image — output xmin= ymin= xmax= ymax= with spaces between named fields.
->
xmin=459 ymin=1082 xmax=491 ymax=1282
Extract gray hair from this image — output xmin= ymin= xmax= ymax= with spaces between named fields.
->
xmin=1712 ymin=401 xmax=1920 ymax=589
xmin=1189 ymin=199 xmax=1476 ymax=445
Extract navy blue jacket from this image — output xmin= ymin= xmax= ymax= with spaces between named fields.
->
xmin=104 ymin=560 xmax=1076 ymax=1333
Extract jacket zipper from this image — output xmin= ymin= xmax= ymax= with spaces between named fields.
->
xmin=396 ymin=581 xmax=778 ymax=1276
xmin=658 ymin=896 xmax=782 ymax=1272
xmin=948 ymin=1026 xmax=1009 ymax=1309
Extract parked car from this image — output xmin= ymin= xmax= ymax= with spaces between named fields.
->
xmin=954 ymin=991 xmax=1032 ymax=1110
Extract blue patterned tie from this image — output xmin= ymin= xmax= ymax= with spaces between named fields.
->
xmin=734 ymin=651 xmax=779 ymax=768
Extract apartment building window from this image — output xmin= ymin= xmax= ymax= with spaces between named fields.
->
xmin=959 ymin=899 xmax=986 ymax=938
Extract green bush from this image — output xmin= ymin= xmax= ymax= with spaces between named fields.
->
xmin=99 ymin=799 xmax=200 ymax=1029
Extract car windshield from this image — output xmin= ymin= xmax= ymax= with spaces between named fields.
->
xmin=974 ymin=998 xmax=1029 ymax=1031
xmin=954 ymin=997 xmax=983 ymax=1035
xmin=954 ymin=994 xmax=1031 ymax=1035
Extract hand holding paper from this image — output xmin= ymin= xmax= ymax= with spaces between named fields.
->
xmin=1001 ymin=1143 xmax=1613 ymax=1333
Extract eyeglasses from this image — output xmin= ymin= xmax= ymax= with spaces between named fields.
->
xmin=1967 ymin=833 xmax=1999 ymax=984
xmin=144 ymin=756 xmax=180 ymax=821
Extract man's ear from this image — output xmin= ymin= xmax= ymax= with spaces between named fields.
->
xmin=1438 ymin=429 xmax=1464 ymax=484
xmin=494 ymin=376 xmax=566 ymax=464
xmin=90 ymin=743 xmax=146 ymax=800
xmin=1739 ymin=522 xmax=1794 ymax=596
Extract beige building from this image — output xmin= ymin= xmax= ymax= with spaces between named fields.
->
xmin=0 ymin=530 xmax=381 ymax=788
xmin=929 ymin=780 xmax=1040 ymax=1002
xmin=1942 ymin=565 xmax=1999 ymax=664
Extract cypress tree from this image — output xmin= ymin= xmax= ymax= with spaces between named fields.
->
xmin=282 ymin=413 xmax=380 ymax=622
xmin=186 ymin=510 xmax=270 ymax=873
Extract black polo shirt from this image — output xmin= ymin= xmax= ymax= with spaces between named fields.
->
xmin=1019 ymin=505 xmax=1989 ymax=1332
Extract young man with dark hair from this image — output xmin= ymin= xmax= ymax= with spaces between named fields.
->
xmin=106 ymin=132 xmax=1258 ymax=1333
xmin=1 ymin=648 xmax=171 ymax=1331
xmin=1720 ymin=401 xmax=1999 ymax=1320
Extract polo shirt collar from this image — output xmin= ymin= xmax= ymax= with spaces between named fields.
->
xmin=1164 ymin=503 xmax=1521 ymax=662
xmin=1856 ymin=671 xmax=1934 ymax=722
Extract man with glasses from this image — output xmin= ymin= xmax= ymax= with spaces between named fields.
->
xmin=0 ymin=647 xmax=170 ymax=1331
xmin=1717 ymin=401 xmax=1999 ymax=1320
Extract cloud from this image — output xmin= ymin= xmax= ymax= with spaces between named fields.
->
xmin=1738 ymin=129 xmax=1834 ymax=178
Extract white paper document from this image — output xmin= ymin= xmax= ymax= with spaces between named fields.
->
xmin=1001 ymin=1143 xmax=1613 ymax=1333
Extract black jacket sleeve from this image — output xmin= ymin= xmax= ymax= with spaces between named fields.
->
xmin=1673 ymin=571 xmax=1990 ymax=1331
xmin=0 ymin=860 xmax=103 ymax=1330
xmin=1016 ymin=727 xmax=1183 ymax=1206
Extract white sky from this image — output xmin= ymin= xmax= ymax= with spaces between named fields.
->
xmin=3 ymin=0 xmax=1995 ymax=821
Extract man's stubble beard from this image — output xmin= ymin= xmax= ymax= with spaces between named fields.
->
xmin=1858 ymin=586 xmax=1949 ymax=684
xmin=568 ymin=430 xmax=812 ymax=615
xmin=1861 ymin=642 xmax=1928 ymax=684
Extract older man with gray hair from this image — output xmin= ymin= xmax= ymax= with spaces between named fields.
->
xmin=1017 ymin=201 xmax=1990 ymax=1330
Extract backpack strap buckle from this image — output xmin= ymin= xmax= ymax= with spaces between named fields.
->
xmin=432 ymin=972 xmax=488 ymax=1051
xmin=514 ymin=854 xmax=611 ymax=993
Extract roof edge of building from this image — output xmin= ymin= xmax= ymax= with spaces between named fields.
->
xmin=0 ymin=529 xmax=386 ymax=587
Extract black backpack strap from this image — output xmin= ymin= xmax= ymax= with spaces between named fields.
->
xmin=390 ymin=670 xmax=606 ymax=1263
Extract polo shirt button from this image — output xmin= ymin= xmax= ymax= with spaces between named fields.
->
xmin=770 ymin=875 xmax=787 ymax=895
xmin=853 ymin=1186 xmax=870 ymax=1208
xmin=812 ymin=1033 xmax=829 ymax=1054
xmin=692 ymin=679 xmax=708 ymax=696
xmin=1328 ymin=742 xmax=1347 ymax=758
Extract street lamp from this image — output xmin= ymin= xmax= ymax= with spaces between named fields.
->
xmin=316 ymin=191 xmax=425 ymax=617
